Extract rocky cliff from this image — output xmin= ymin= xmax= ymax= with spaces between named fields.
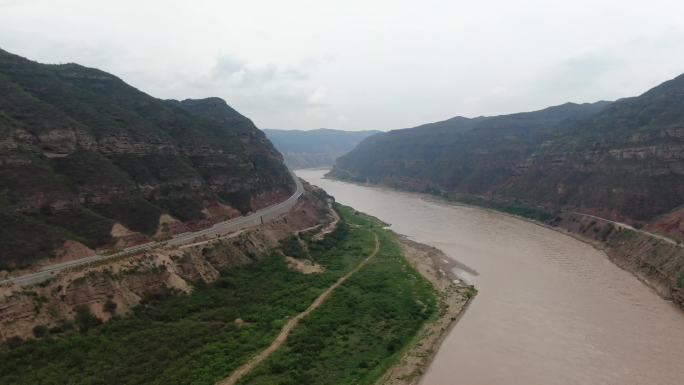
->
xmin=0 ymin=48 xmax=293 ymax=270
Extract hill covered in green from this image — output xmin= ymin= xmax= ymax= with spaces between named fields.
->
xmin=330 ymin=101 xmax=609 ymax=194
xmin=0 ymin=48 xmax=293 ymax=270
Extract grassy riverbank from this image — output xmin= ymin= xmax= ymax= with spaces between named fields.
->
xmin=236 ymin=208 xmax=437 ymax=385
xmin=0 ymin=205 xmax=451 ymax=385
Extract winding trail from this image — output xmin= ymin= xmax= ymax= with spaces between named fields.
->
xmin=217 ymin=232 xmax=380 ymax=385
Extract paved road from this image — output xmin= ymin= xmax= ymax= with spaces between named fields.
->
xmin=0 ymin=172 xmax=304 ymax=287
xmin=572 ymin=211 xmax=682 ymax=248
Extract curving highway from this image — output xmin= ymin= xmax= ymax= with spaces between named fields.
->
xmin=0 ymin=172 xmax=304 ymax=287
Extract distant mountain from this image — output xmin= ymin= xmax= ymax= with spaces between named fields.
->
xmin=330 ymin=73 xmax=684 ymax=226
xmin=0 ymin=48 xmax=293 ymax=270
xmin=263 ymin=128 xmax=380 ymax=169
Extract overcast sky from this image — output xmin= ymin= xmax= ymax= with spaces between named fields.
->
xmin=2 ymin=0 xmax=684 ymax=131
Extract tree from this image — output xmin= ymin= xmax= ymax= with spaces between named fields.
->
xmin=74 ymin=306 xmax=102 ymax=333
xmin=104 ymin=299 xmax=117 ymax=315
xmin=32 ymin=325 xmax=48 ymax=338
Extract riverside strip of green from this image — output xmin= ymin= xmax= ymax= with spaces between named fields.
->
xmin=0 ymin=205 xmax=438 ymax=385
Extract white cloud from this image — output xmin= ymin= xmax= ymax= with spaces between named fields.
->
xmin=1 ymin=0 xmax=684 ymax=130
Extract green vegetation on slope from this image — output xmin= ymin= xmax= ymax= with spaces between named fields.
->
xmin=0 ymin=205 xmax=436 ymax=385
xmin=329 ymin=102 xmax=609 ymax=194
xmin=237 ymin=208 xmax=436 ymax=385
xmin=0 ymin=207 xmax=73 ymax=270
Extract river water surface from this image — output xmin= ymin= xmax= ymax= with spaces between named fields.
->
xmin=296 ymin=169 xmax=684 ymax=385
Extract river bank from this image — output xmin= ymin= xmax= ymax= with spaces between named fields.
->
xmin=376 ymin=237 xmax=475 ymax=385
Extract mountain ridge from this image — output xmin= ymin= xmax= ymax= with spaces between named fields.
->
xmin=330 ymin=101 xmax=611 ymax=194
xmin=0 ymin=48 xmax=293 ymax=270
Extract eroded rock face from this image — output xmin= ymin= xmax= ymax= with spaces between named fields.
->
xmin=506 ymin=142 xmax=684 ymax=221
xmin=121 ymin=271 xmax=173 ymax=297
xmin=0 ymin=295 xmax=36 ymax=324
xmin=64 ymin=275 xmax=116 ymax=307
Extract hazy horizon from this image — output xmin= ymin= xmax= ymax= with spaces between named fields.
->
xmin=2 ymin=0 xmax=684 ymax=131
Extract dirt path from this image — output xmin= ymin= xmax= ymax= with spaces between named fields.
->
xmin=312 ymin=201 xmax=340 ymax=241
xmin=217 ymin=232 xmax=380 ymax=385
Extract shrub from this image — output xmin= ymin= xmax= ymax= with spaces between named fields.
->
xmin=74 ymin=306 xmax=102 ymax=333
xmin=32 ymin=325 xmax=48 ymax=338
xmin=104 ymin=300 xmax=118 ymax=315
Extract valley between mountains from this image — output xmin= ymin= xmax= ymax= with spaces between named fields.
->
xmin=0 ymin=49 xmax=472 ymax=385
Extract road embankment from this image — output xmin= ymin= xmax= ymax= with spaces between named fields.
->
xmin=0 ymin=182 xmax=330 ymax=342
xmin=553 ymin=212 xmax=684 ymax=309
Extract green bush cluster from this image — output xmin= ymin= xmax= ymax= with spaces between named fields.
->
xmin=279 ymin=236 xmax=307 ymax=259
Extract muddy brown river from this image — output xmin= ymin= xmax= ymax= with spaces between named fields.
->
xmin=296 ymin=169 xmax=684 ymax=385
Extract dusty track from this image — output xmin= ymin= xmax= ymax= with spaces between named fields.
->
xmin=217 ymin=232 xmax=380 ymax=385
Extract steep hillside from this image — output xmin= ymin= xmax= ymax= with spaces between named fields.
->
xmin=330 ymin=102 xmax=609 ymax=194
xmin=263 ymin=128 xmax=379 ymax=168
xmin=0 ymin=48 xmax=293 ymax=270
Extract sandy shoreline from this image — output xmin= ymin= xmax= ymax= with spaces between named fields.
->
xmin=376 ymin=235 xmax=476 ymax=385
